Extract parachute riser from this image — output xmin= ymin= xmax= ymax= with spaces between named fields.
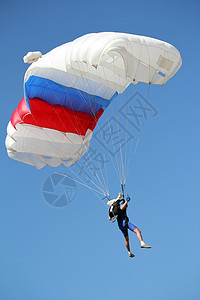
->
xmin=121 ymin=183 xmax=125 ymax=195
xmin=121 ymin=183 xmax=131 ymax=203
xmin=121 ymin=184 xmax=125 ymax=203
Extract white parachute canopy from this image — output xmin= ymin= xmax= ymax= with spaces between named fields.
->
xmin=24 ymin=32 xmax=182 ymax=88
xmin=6 ymin=32 xmax=182 ymax=181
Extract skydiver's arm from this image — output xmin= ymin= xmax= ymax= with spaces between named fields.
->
xmin=109 ymin=216 xmax=112 ymax=221
xmin=120 ymin=201 xmax=128 ymax=210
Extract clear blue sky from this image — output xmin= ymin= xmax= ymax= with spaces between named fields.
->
xmin=1 ymin=1 xmax=200 ymax=299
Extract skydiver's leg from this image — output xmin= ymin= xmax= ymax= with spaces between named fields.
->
xmin=133 ymin=227 xmax=151 ymax=248
xmin=124 ymin=235 xmax=131 ymax=252
xmin=133 ymin=227 xmax=143 ymax=242
xmin=128 ymin=221 xmax=151 ymax=248
xmin=125 ymin=236 xmax=135 ymax=257
xmin=123 ymin=232 xmax=135 ymax=257
xmin=127 ymin=221 xmax=145 ymax=242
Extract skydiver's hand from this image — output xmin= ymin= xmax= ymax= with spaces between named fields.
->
xmin=126 ymin=196 xmax=131 ymax=202
xmin=120 ymin=201 xmax=128 ymax=210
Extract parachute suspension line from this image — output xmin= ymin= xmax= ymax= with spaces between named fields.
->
xmin=124 ymin=84 xmax=140 ymax=185
xmin=123 ymin=99 xmax=132 ymax=186
xmin=82 ymin=151 xmax=109 ymax=196
xmin=115 ymin=80 xmax=131 ymax=187
xmin=95 ymin=63 xmax=123 ymax=194
xmin=122 ymin=41 xmax=150 ymax=185
xmin=100 ymin=63 xmax=126 ymax=186
xmin=100 ymin=43 xmax=142 ymax=188
xmin=72 ymin=64 xmax=115 ymax=196
xmin=102 ymin=194 xmax=110 ymax=201
xmin=124 ymin=136 xmax=140 ymax=184
xmin=38 ymin=54 xmax=135 ymax=194
xmin=120 ymin=41 xmax=132 ymax=187
xmin=93 ymin=104 xmax=122 ymax=184
xmin=68 ymin=159 xmax=104 ymax=195
xmin=42 ymin=44 xmax=161 ymax=197
xmin=118 ymin=73 xmax=133 ymax=187
xmin=55 ymin=66 xmax=109 ymax=196
xmin=69 ymin=158 xmax=108 ymax=196
xmin=93 ymin=97 xmax=121 ymax=185
xmin=100 ymin=193 xmax=112 ymax=209
xmin=124 ymin=41 xmax=165 ymax=184
xmin=124 ymin=42 xmax=166 ymax=184
xmin=122 ymin=41 xmax=145 ymax=183
xmin=54 ymin=172 xmax=105 ymax=198
xmin=75 ymin=62 xmax=124 ymax=187
xmin=125 ymin=42 xmax=166 ymax=183
xmin=85 ymin=70 xmax=111 ymax=197
xmin=53 ymin=173 xmax=109 ymax=211
xmin=112 ymin=57 xmax=125 ymax=186
xmin=106 ymin=118 xmax=123 ymax=184
xmin=50 ymin=78 xmax=110 ymax=197
xmin=101 ymin=195 xmax=112 ymax=209
xmin=25 ymin=71 xmax=125 ymax=194
xmin=104 ymin=153 xmax=110 ymax=196
xmin=147 ymin=81 xmax=151 ymax=101
xmin=69 ymin=63 xmax=117 ymax=198
xmin=42 ymin=74 xmax=109 ymax=197
xmin=124 ymin=90 xmax=158 ymax=183
xmin=79 ymin=68 xmax=111 ymax=195
xmin=25 ymin=88 xmax=108 ymax=197
xmin=116 ymin=114 xmax=126 ymax=185
xmin=96 ymin=155 xmax=110 ymax=196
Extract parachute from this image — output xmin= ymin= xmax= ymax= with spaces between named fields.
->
xmin=5 ymin=32 xmax=182 ymax=190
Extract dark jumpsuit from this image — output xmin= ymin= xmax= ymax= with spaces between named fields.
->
xmin=109 ymin=201 xmax=137 ymax=237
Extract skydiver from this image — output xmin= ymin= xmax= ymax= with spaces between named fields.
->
xmin=107 ymin=193 xmax=151 ymax=258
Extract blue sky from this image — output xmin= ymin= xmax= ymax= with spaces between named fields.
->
xmin=1 ymin=1 xmax=200 ymax=299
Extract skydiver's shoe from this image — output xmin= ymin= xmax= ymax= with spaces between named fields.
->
xmin=128 ymin=252 xmax=135 ymax=258
xmin=141 ymin=243 xmax=151 ymax=249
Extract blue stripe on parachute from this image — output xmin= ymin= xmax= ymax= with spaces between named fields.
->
xmin=24 ymin=76 xmax=117 ymax=115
